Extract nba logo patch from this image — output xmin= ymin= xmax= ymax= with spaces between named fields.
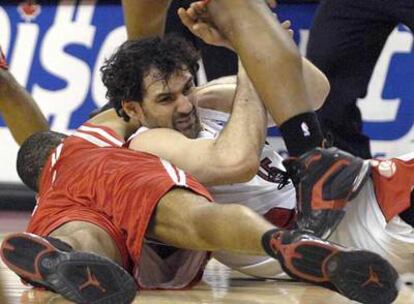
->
xmin=301 ymin=122 xmax=311 ymax=137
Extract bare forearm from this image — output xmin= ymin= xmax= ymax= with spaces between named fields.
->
xmin=197 ymin=57 xmax=330 ymax=114
xmin=159 ymin=65 xmax=266 ymax=185
xmin=214 ymin=63 xmax=266 ymax=163
xmin=122 ymin=0 xmax=172 ymax=39
xmin=196 ymin=79 xmax=236 ymax=112
xmin=0 ymin=72 xmax=48 ymax=145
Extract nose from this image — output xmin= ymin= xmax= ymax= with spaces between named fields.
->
xmin=176 ymin=95 xmax=193 ymax=115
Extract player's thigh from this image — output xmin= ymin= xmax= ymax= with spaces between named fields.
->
xmin=148 ymin=187 xmax=212 ymax=238
xmin=49 ymin=221 xmax=122 ymax=264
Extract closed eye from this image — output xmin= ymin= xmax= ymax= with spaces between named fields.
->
xmin=157 ymin=95 xmax=173 ymax=103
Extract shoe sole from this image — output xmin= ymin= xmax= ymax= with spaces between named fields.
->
xmin=279 ymin=240 xmax=399 ymax=304
xmin=0 ymin=233 xmax=137 ymax=304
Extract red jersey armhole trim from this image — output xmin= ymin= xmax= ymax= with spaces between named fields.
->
xmin=83 ymin=122 xmax=126 ymax=144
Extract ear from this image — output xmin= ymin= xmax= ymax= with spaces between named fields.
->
xmin=122 ymin=100 xmax=144 ymax=121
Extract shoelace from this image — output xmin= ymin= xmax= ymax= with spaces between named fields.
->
xmin=267 ymin=167 xmax=291 ymax=190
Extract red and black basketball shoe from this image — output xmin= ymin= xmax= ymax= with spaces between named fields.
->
xmin=0 ymin=46 xmax=8 ymax=70
xmin=0 ymin=233 xmax=137 ymax=304
xmin=284 ymin=147 xmax=371 ymax=238
xmin=264 ymin=229 xmax=399 ymax=304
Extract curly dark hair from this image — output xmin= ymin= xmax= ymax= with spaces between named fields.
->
xmin=101 ymin=35 xmax=200 ymax=121
xmin=17 ymin=131 xmax=68 ymax=192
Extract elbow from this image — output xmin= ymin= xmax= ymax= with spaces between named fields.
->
xmin=240 ymin=157 xmax=261 ymax=181
xmin=225 ymin=155 xmax=260 ymax=184
xmin=203 ymin=155 xmax=260 ymax=186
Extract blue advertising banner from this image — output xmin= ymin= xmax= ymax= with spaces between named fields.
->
xmin=0 ymin=1 xmax=413 ymax=183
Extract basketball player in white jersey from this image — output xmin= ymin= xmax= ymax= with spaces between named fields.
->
xmin=185 ymin=3 xmax=414 ymax=276
xmin=121 ymin=1 xmax=414 ymax=278
xmin=181 ymin=2 xmax=414 ymax=277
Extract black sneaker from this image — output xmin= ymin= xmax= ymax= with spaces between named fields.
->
xmin=284 ymin=147 xmax=371 ymax=238
xmin=269 ymin=230 xmax=399 ymax=304
xmin=1 ymin=233 xmax=137 ymax=304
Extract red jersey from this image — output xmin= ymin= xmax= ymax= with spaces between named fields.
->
xmin=27 ymin=123 xmax=212 ymax=274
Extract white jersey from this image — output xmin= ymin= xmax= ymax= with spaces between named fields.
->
xmin=129 ymin=109 xmax=414 ymax=278
xmin=197 ymin=108 xmax=296 ymax=214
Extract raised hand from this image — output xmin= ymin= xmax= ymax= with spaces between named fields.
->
xmin=178 ymin=1 xmax=233 ymax=50
xmin=178 ymin=1 xmax=292 ymax=50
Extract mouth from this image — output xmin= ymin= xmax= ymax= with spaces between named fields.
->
xmin=175 ymin=114 xmax=195 ymax=130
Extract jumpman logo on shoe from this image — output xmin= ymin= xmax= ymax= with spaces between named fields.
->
xmin=79 ymin=267 xmax=106 ymax=293
xmin=361 ymin=266 xmax=384 ymax=288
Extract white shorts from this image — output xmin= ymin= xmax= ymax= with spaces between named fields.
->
xmin=330 ymin=179 xmax=414 ymax=273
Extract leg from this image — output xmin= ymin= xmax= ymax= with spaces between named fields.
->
xmin=0 ymin=222 xmax=137 ymax=304
xmin=197 ymin=0 xmax=324 ymax=156
xmin=121 ymin=0 xmax=172 ymax=39
xmin=148 ymin=188 xmax=399 ymax=304
xmin=168 ymin=0 xmax=238 ymax=81
xmin=0 ymin=67 xmax=48 ymax=145
xmin=307 ymin=0 xmax=396 ymax=158
xmin=205 ymin=0 xmax=310 ymax=124
xmin=166 ymin=0 xmax=238 ymax=82
xmin=148 ymin=188 xmax=273 ymax=255
xmin=49 ymin=221 xmax=123 ymax=265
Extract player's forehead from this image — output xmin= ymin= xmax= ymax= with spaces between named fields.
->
xmin=143 ymin=67 xmax=193 ymax=98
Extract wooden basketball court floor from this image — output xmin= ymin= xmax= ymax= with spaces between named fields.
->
xmin=1 ymin=211 xmax=414 ymax=304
